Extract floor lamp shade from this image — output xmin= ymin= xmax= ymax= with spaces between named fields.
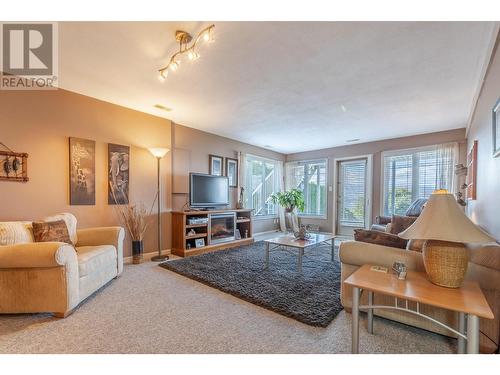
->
xmin=399 ymin=190 xmax=496 ymax=287
xmin=148 ymin=147 xmax=169 ymax=158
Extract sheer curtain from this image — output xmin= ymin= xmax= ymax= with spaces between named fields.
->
xmin=276 ymin=160 xmax=287 ymax=232
xmin=436 ymin=142 xmax=459 ymax=193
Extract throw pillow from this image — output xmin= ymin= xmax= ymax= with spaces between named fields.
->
xmin=0 ymin=221 xmax=34 ymax=246
xmin=390 ymin=215 xmax=417 ymax=235
xmin=32 ymin=220 xmax=72 ymax=244
xmin=43 ymin=213 xmax=78 ymax=245
xmin=354 ymin=229 xmax=408 ymax=249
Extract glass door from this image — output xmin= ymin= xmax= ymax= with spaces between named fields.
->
xmin=336 ymin=158 xmax=368 ymax=236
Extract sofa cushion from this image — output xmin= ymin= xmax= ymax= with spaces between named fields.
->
xmin=44 ymin=213 xmax=78 ymax=245
xmin=390 ymin=215 xmax=417 ymax=235
xmin=354 ymin=229 xmax=408 ymax=249
xmin=0 ymin=221 xmax=34 ymax=246
xmin=76 ymin=245 xmax=117 ymax=277
xmin=32 ymin=220 xmax=72 ymax=244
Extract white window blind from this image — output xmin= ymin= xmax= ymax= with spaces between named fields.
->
xmin=339 ymin=159 xmax=367 ymax=227
xmin=244 ymin=155 xmax=278 ymax=216
xmin=285 ymin=159 xmax=327 ymax=217
xmin=382 ymin=143 xmax=457 ymax=216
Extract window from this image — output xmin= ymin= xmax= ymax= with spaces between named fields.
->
xmin=244 ymin=154 xmax=278 ymax=217
xmin=382 ymin=144 xmax=457 ymax=216
xmin=285 ymin=159 xmax=327 ymax=217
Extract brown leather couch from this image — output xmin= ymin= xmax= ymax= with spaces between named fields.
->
xmin=372 ymin=198 xmax=427 ymax=232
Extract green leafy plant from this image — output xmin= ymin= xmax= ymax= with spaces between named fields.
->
xmin=270 ymin=189 xmax=305 ymax=213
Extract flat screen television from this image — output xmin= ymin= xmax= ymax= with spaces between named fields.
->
xmin=189 ymin=173 xmax=229 ymax=209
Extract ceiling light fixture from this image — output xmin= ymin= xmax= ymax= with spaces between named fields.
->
xmin=158 ymin=24 xmax=215 ymax=81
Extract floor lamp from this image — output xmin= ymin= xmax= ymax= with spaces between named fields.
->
xmin=148 ymin=147 xmax=170 ymax=262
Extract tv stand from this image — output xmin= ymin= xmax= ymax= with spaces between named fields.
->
xmin=172 ymin=209 xmax=254 ymax=257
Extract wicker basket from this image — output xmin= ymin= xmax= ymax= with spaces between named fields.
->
xmin=422 ymin=240 xmax=468 ymax=288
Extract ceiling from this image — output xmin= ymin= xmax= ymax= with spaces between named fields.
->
xmin=59 ymin=22 xmax=497 ymax=154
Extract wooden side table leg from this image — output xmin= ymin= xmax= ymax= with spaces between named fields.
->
xmin=352 ymin=286 xmax=360 ymax=354
xmin=367 ymin=290 xmax=374 ymax=334
xmin=466 ymin=314 xmax=479 ymax=354
xmin=458 ymin=312 xmax=466 ymax=354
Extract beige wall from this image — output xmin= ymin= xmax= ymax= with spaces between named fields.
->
xmin=171 ymin=123 xmax=285 ymax=234
xmin=466 ymin=36 xmax=500 ymax=240
xmin=0 ymin=89 xmax=172 ymax=257
xmin=287 ymin=128 xmax=467 ymax=233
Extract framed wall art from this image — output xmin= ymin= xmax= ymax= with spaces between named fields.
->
xmin=493 ymin=98 xmax=500 ymax=157
xmin=209 ymin=154 xmax=223 ymax=176
xmin=225 ymin=157 xmax=238 ymax=187
xmin=108 ymin=143 xmax=130 ymax=204
xmin=69 ymin=137 xmax=96 ymax=205
xmin=0 ymin=143 xmax=28 ymax=182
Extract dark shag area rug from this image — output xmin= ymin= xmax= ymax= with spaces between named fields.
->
xmin=160 ymin=241 xmax=342 ymax=327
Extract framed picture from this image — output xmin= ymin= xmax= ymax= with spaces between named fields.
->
xmin=225 ymin=157 xmax=238 ymax=187
xmin=493 ymin=98 xmax=500 ymax=157
xmin=209 ymin=154 xmax=223 ymax=176
xmin=195 ymin=238 xmax=205 ymax=248
xmin=466 ymin=140 xmax=477 ymax=200
xmin=235 ymin=228 xmax=241 ymax=240
xmin=108 ymin=143 xmax=130 ymax=205
xmin=69 ymin=137 xmax=95 ymax=205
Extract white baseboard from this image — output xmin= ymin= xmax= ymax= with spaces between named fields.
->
xmin=123 ymin=249 xmax=171 ymax=264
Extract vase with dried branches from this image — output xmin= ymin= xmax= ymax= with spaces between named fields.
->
xmin=110 ymin=184 xmax=157 ymax=264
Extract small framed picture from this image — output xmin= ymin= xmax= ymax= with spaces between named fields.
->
xmin=493 ymin=98 xmax=500 ymax=157
xmin=209 ymin=154 xmax=224 ymax=176
xmin=195 ymin=238 xmax=205 ymax=248
xmin=225 ymin=157 xmax=238 ymax=187
xmin=235 ymin=228 xmax=241 ymax=240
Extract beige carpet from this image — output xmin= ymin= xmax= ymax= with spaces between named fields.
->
xmin=0 ymin=261 xmax=455 ymax=354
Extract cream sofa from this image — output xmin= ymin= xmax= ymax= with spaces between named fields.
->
xmin=0 ymin=215 xmax=124 ymax=318
xmin=339 ymin=240 xmax=500 ymax=353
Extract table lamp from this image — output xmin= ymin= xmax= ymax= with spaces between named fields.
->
xmin=399 ymin=189 xmax=495 ymax=288
xmin=148 ymin=147 xmax=170 ymax=262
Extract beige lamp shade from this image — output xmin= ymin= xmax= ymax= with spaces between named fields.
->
xmin=399 ymin=190 xmax=496 ymax=244
xmin=148 ymin=147 xmax=169 ymax=158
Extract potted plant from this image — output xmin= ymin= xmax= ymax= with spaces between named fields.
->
xmin=270 ymin=189 xmax=305 ymax=232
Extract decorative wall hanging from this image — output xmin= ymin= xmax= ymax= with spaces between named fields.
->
xmin=69 ymin=137 xmax=96 ymax=205
xmin=466 ymin=140 xmax=477 ymax=201
xmin=0 ymin=142 xmax=28 ymax=182
xmin=225 ymin=157 xmax=238 ymax=187
xmin=209 ymin=154 xmax=223 ymax=176
xmin=108 ymin=143 xmax=130 ymax=205
xmin=493 ymin=98 xmax=500 ymax=157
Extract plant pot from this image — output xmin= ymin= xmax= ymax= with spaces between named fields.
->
xmin=132 ymin=240 xmax=144 ymax=265
xmin=285 ymin=211 xmax=300 ymax=233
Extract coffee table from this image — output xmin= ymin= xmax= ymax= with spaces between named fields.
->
xmin=264 ymin=233 xmax=336 ymax=272
xmin=344 ymin=264 xmax=494 ymax=354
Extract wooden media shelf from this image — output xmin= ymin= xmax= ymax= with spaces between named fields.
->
xmin=172 ymin=209 xmax=253 ymax=257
